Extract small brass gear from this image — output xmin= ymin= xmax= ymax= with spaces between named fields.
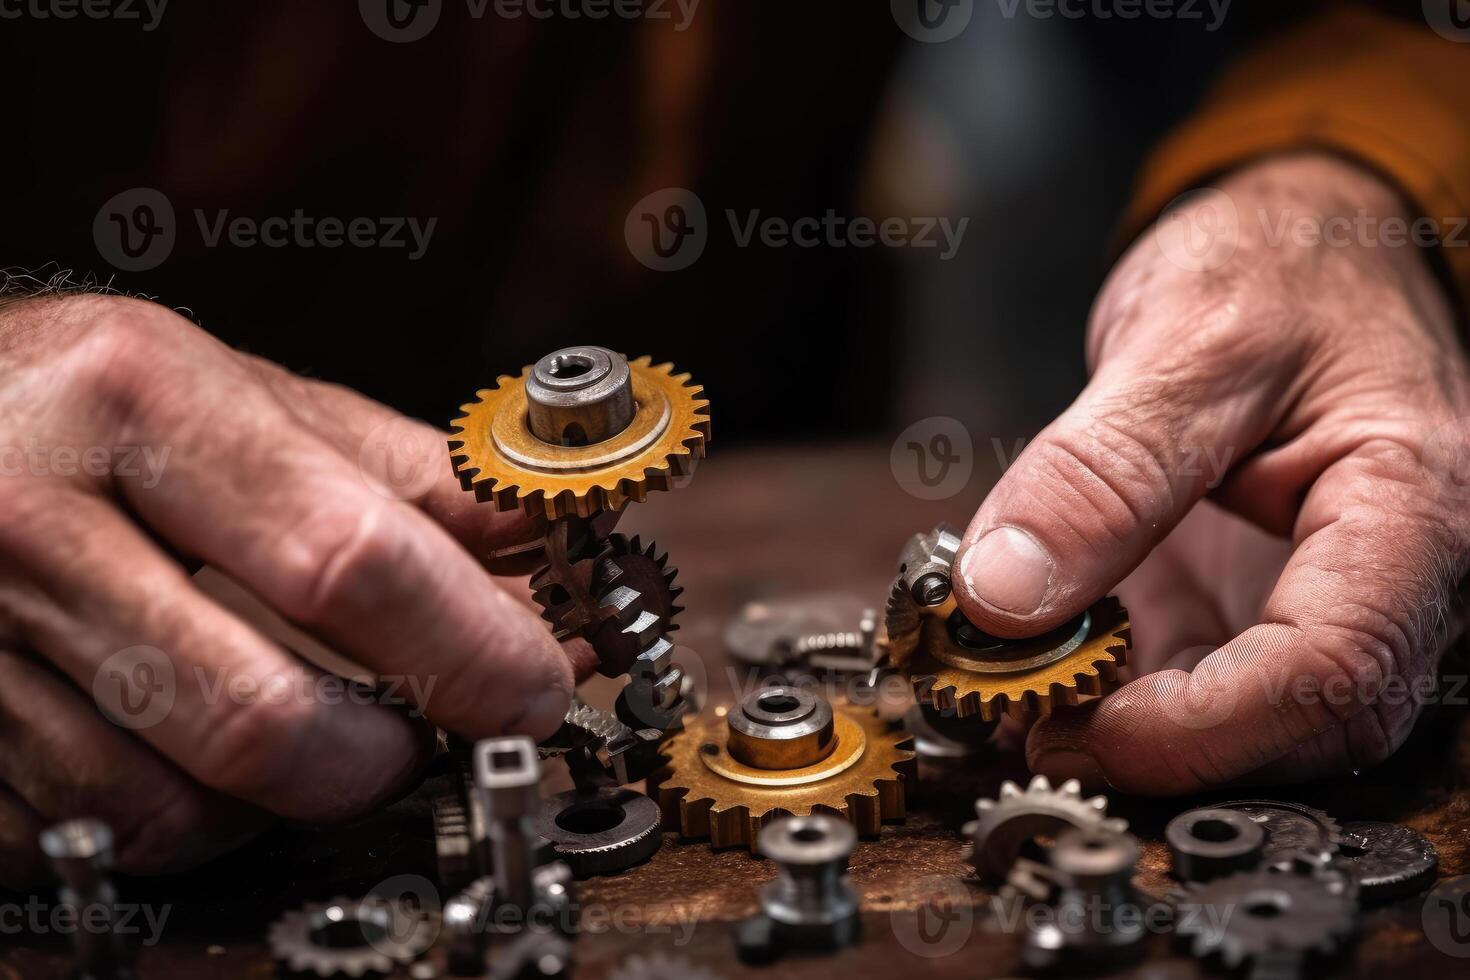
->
xmin=450 ymin=355 xmax=711 ymax=519
xmin=652 ymin=691 xmax=915 ymax=851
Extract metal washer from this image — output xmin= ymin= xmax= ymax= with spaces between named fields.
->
xmin=537 ymin=787 xmax=663 ymax=878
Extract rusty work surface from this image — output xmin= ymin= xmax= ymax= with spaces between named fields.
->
xmin=3 ymin=445 xmax=1469 ymax=978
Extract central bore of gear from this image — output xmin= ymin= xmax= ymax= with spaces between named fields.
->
xmin=726 ymin=686 xmax=837 ymax=770
xmin=525 ymin=346 xmax=636 ymax=447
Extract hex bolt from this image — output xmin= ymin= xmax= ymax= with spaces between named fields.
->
xmin=737 ymin=815 xmax=860 ymax=962
xmin=473 ymin=737 xmax=544 ymax=914
xmin=39 ymin=818 xmax=135 ymax=980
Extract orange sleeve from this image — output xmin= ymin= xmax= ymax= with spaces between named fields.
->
xmin=1124 ymin=6 xmax=1470 ymax=313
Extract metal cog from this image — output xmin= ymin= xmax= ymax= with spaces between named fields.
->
xmin=1175 ymin=869 xmax=1356 ymax=970
xmin=1215 ymin=799 xmax=1345 ymax=860
xmin=964 ymin=774 xmax=1128 ymax=882
xmin=531 ymin=533 xmax=682 ymax=654
xmin=652 ymin=700 xmax=915 ymax=851
xmin=450 ymin=355 xmax=711 ymax=519
xmin=267 ymin=897 xmax=433 ymax=978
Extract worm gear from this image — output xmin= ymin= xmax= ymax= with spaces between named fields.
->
xmin=964 ymin=775 xmax=1128 ymax=882
xmin=653 ymin=687 xmax=915 ymax=850
xmin=450 ymin=348 xmax=710 ymax=520
xmin=267 ymin=897 xmax=434 ymax=978
xmin=884 ymin=523 xmax=1132 ymax=721
xmin=1175 ymin=869 xmax=1357 ymax=974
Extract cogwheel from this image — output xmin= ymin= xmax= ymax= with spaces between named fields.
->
xmin=653 ymin=690 xmax=915 ymax=851
xmin=964 ymin=774 xmax=1128 ymax=882
xmin=1175 ymin=869 xmax=1357 ymax=969
xmin=539 ymin=699 xmax=634 ymax=759
xmin=1215 ymin=799 xmax=1345 ymax=860
xmin=267 ymin=897 xmax=433 ymax=978
xmin=450 ymin=354 xmax=710 ymax=519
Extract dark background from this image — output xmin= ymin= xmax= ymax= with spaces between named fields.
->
xmin=0 ymin=2 xmax=1317 ymax=446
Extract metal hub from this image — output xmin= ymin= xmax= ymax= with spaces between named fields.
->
xmin=726 ymin=686 xmax=836 ymax=770
xmin=525 ymin=346 xmax=636 ymax=446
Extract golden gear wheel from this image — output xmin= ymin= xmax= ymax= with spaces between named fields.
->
xmin=904 ymin=596 xmax=1132 ymax=722
xmin=449 ymin=356 xmax=711 ymax=519
xmin=651 ymin=699 xmax=915 ymax=851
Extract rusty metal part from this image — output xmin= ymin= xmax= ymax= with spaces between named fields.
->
xmin=1215 ymin=799 xmax=1345 ymax=861
xmin=1175 ymin=868 xmax=1357 ymax=975
xmin=1335 ymin=821 xmax=1439 ymax=904
xmin=884 ymin=523 xmax=1131 ymax=721
xmin=1167 ymin=807 xmax=1267 ymax=883
xmin=450 ymin=354 xmax=710 ymax=519
xmin=737 ymin=815 xmax=861 ymax=963
xmin=536 ymin=787 xmax=663 ymax=878
xmin=267 ymin=897 xmax=434 ymax=978
xmin=1018 ymin=827 xmax=1149 ymax=971
xmin=532 ymin=533 xmax=682 ymax=657
xmin=964 ymin=775 xmax=1128 ymax=882
xmin=524 ymin=345 xmax=636 ymax=446
xmin=653 ymin=693 xmax=915 ymax=850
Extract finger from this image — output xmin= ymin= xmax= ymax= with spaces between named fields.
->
xmin=0 ymin=485 xmax=431 ymax=822
xmin=78 ymin=305 xmax=573 ymax=737
xmin=953 ymin=309 xmax=1294 ymax=638
xmin=0 ymin=783 xmax=46 ymax=889
xmin=1028 ymin=440 xmax=1467 ymax=793
xmin=0 ymin=649 xmax=272 ymax=872
xmin=240 ymin=353 xmax=546 ymax=569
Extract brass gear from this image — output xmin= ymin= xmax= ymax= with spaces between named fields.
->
xmin=450 ymin=355 xmax=711 ymax=519
xmin=652 ymin=694 xmax=915 ymax=851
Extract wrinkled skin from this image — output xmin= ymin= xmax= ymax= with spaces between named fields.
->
xmin=0 ymin=293 xmax=582 ymax=885
xmin=958 ymin=154 xmax=1470 ymax=794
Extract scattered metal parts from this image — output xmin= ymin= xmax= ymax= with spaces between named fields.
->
xmin=40 ymin=818 xmax=134 ymax=980
xmin=964 ymin=774 xmax=1127 ymax=882
xmin=1216 ymin=800 xmax=1344 ymax=861
xmin=904 ymin=701 xmax=999 ymax=760
xmin=1334 ymin=821 xmax=1439 ymax=904
xmin=1175 ymin=869 xmax=1356 ymax=976
xmin=475 ymin=737 xmax=550 ymax=912
xmin=654 ymin=688 xmax=915 ymax=850
xmin=1167 ymin=807 xmax=1267 ymax=883
xmin=538 ymin=699 xmax=664 ymax=791
xmin=537 ymin=786 xmax=663 ymax=878
xmin=610 ymin=952 xmax=722 ymax=980
xmin=267 ymin=897 xmax=433 ymax=978
xmin=884 ymin=523 xmax=1131 ymax=722
xmin=725 ymin=593 xmax=879 ymax=672
xmin=450 ymin=351 xmax=710 ymax=519
xmin=1020 ymin=827 xmax=1149 ymax=971
xmin=737 ymin=815 xmax=862 ymax=963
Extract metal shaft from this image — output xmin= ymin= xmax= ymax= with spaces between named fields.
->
xmin=40 ymin=819 xmax=133 ymax=980
xmin=474 ymin=737 xmax=542 ymax=913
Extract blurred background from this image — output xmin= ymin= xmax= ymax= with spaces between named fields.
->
xmin=0 ymin=2 xmax=1310 ymax=449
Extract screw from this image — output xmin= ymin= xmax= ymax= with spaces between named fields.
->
xmin=40 ymin=819 xmax=134 ymax=980
xmin=912 ymin=573 xmax=950 ymax=606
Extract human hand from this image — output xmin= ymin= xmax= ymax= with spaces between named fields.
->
xmin=0 ymin=293 xmax=574 ymax=883
xmin=955 ymin=154 xmax=1470 ymax=794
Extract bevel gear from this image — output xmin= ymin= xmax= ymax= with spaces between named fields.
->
xmin=267 ymin=897 xmax=434 ymax=978
xmin=653 ymin=686 xmax=915 ymax=851
xmin=450 ymin=349 xmax=710 ymax=519
xmin=1175 ymin=869 xmax=1357 ymax=973
xmin=964 ymin=774 xmax=1128 ymax=882
xmin=884 ymin=523 xmax=1132 ymax=721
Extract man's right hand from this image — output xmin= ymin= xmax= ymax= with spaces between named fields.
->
xmin=0 ymin=293 xmax=574 ymax=885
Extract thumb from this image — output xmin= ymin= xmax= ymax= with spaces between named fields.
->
xmin=954 ymin=352 xmax=1276 ymax=637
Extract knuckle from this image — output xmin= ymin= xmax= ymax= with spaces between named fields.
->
xmin=1026 ymin=420 xmax=1172 ymax=547
xmin=188 ymin=686 xmax=312 ymax=804
xmin=273 ymin=503 xmax=408 ymax=628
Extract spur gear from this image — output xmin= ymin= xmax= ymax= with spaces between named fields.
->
xmin=884 ymin=523 xmax=1132 ymax=721
xmin=964 ymin=774 xmax=1128 ymax=882
xmin=267 ymin=897 xmax=434 ymax=978
xmin=1175 ymin=869 xmax=1357 ymax=972
xmin=653 ymin=686 xmax=915 ymax=850
xmin=450 ymin=349 xmax=710 ymax=520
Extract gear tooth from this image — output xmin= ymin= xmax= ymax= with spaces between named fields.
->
xmin=1085 ymin=795 xmax=1108 ymax=811
xmin=1058 ymin=778 xmax=1082 ymax=797
xmin=1000 ymin=781 xmax=1023 ymax=800
xmin=975 ymin=799 xmax=995 ymax=812
xmin=1027 ymin=774 xmax=1052 ymax=794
